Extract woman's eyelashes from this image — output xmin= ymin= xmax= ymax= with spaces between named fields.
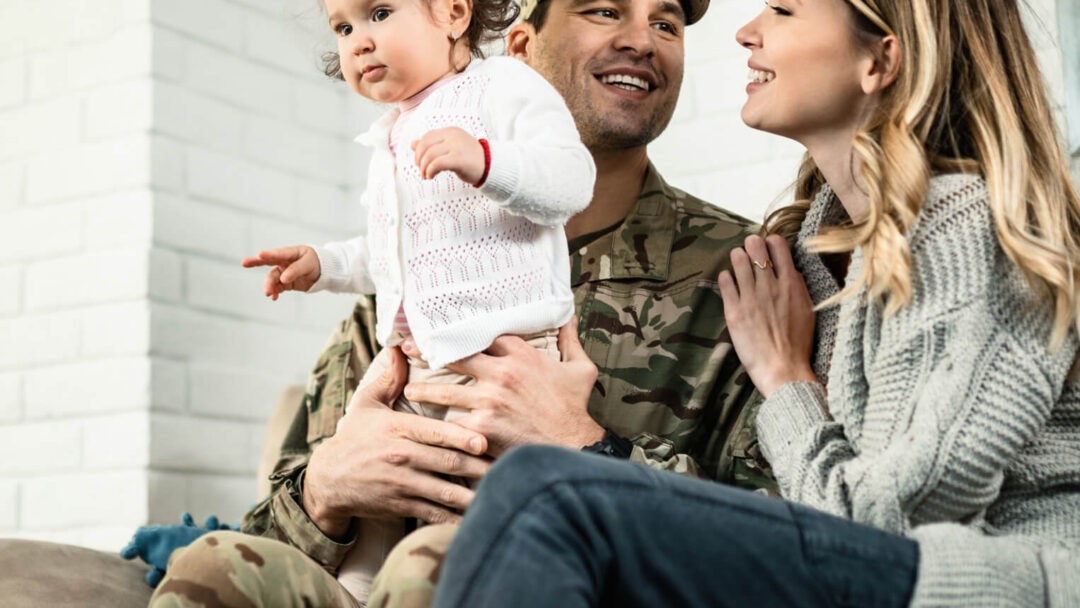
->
xmin=767 ymin=3 xmax=792 ymax=16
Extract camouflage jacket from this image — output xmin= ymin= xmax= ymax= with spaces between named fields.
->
xmin=242 ymin=163 xmax=778 ymax=573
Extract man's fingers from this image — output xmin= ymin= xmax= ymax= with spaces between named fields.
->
xmin=483 ymin=335 xmax=528 ymax=357
xmin=353 ymin=347 xmax=408 ymax=407
xmin=404 ymin=382 xmax=481 ymax=412
xmin=401 ymin=470 xmax=476 ymax=512
xmin=557 ymin=317 xmax=587 ymax=363
xmin=406 ymin=443 xmax=491 ymax=479
xmin=439 ymin=350 xmax=493 ymax=378
xmin=398 ymin=496 xmax=464 ymax=525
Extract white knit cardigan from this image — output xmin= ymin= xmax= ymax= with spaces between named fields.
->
xmin=310 ymin=57 xmax=595 ymax=369
xmin=757 ymin=174 xmax=1080 ymax=606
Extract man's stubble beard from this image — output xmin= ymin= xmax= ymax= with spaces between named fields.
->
xmin=532 ymin=50 xmax=681 ymax=152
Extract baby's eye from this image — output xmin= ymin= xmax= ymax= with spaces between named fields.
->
xmin=335 ymin=22 xmax=353 ymax=36
xmin=372 ymin=7 xmax=392 ymax=21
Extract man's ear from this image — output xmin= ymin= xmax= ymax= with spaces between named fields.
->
xmin=861 ymin=34 xmax=900 ymax=95
xmin=507 ymin=22 xmax=536 ymax=61
xmin=446 ymin=0 xmax=472 ymax=38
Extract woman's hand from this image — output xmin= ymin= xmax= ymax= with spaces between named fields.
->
xmin=718 ymin=234 xmax=818 ymax=397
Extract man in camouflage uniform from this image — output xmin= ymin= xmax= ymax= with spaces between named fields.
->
xmin=151 ymin=0 xmax=776 ymax=603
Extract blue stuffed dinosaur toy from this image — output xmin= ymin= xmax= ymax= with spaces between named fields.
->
xmin=120 ymin=512 xmax=239 ymax=587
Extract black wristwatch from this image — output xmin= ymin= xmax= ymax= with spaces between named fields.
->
xmin=580 ymin=429 xmax=634 ymax=459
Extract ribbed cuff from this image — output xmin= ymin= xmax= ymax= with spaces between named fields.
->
xmin=907 ymin=523 xmax=1045 ymax=608
xmin=755 ymin=381 xmax=828 ymax=466
xmin=271 ymin=473 xmax=357 ymax=574
xmin=309 ymin=244 xmax=349 ymax=294
xmin=477 ymin=140 xmax=519 ymax=203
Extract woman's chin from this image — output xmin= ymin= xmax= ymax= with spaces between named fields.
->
xmin=740 ymin=107 xmax=773 ymax=135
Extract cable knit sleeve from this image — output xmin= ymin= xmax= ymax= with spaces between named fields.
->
xmin=756 ymin=186 xmax=1074 ymax=534
xmin=477 ymin=57 xmax=596 ymax=226
xmin=757 ymin=303 xmax=1066 ymax=526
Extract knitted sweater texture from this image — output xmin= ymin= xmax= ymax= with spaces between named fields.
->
xmin=310 ymin=57 xmax=595 ymax=369
xmin=756 ymin=174 xmax=1080 ymax=607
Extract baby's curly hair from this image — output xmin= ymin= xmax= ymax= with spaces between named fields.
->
xmin=320 ymin=0 xmax=520 ymax=80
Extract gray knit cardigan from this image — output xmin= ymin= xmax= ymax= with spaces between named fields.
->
xmin=756 ymin=174 xmax=1080 ymax=607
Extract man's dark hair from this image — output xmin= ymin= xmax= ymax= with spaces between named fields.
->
xmin=524 ymin=0 xmax=553 ymax=32
xmin=320 ymin=0 xmax=520 ymax=80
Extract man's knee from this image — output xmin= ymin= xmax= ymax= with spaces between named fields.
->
xmin=151 ymin=531 xmax=265 ymax=607
xmin=151 ymin=531 xmax=359 ymax=608
xmin=368 ymin=523 xmax=460 ymax=608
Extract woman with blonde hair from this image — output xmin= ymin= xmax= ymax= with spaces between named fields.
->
xmin=428 ymin=0 xmax=1080 ymax=606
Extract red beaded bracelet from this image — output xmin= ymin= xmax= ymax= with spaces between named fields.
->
xmin=473 ymin=138 xmax=491 ymax=187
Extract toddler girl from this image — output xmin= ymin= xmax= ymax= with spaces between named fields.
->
xmin=243 ymin=0 xmax=594 ymax=600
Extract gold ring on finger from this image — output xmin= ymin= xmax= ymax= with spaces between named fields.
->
xmin=752 ymin=259 xmax=773 ymax=270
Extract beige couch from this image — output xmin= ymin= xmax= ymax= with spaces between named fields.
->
xmin=0 ymin=385 xmax=305 ymax=608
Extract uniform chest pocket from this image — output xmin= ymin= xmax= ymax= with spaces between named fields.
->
xmin=584 ymin=281 xmax=729 ymax=449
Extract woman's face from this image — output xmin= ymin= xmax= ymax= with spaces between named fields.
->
xmin=735 ymin=0 xmax=876 ymax=145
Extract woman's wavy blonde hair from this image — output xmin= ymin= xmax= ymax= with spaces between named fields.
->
xmin=763 ymin=0 xmax=1080 ymax=347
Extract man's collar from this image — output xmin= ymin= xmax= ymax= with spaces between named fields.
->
xmin=572 ymin=162 xmax=677 ymax=283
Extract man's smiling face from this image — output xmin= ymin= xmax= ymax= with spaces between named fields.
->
xmin=522 ymin=0 xmax=686 ymax=151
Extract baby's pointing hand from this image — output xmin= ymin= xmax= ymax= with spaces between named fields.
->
xmin=241 ymin=245 xmax=321 ymax=300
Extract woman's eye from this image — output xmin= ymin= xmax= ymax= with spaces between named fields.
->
xmin=372 ymin=8 xmax=391 ymax=21
xmin=768 ymin=3 xmax=792 ymax=16
xmin=335 ymin=23 xmax=353 ymax=36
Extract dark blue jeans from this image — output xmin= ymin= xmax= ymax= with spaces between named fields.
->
xmin=433 ymin=446 xmax=918 ymax=608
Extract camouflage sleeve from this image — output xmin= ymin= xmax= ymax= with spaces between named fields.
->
xmin=704 ymin=388 xmax=781 ymax=497
xmin=626 ymin=436 xmax=704 ymax=476
xmin=240 ymin=296 xmax=381 ymax=574
xmin=622 ymin=384 xmax=778 ymax=495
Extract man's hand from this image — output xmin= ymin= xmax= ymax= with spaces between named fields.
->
xmin=241 ymin=245 xmax=321 ymax=300
xmin=401 ymin=318 xmax=604 ymax=457
xmin=302 ymin=347 xmax=492 ymax=539
xmin=411 ymin=127 xmax=485 ymax=183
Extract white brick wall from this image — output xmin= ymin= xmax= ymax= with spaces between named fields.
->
xmin=0 ymin=0 xmax=1074 ymax=554
xmin=0 ymin=0 xmax=362 ymax=551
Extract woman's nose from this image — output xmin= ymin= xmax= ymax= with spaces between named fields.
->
xmin=736 ymin=14 xmax=763 ymax=49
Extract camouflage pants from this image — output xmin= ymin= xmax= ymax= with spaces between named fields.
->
xmin=367 ymin=524 xmax=458 ymax=608
xmin=149 ymin=526 xmax=457 ymax=608
xmin=149 ymin=531 xmax=360 ymax=608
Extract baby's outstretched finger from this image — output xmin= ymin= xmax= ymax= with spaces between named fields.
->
xmin=264 ymin=267 xmax=283 ymax=298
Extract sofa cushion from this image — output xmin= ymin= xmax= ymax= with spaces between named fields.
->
xmin=0 ymin=539 xmax=152 ymax=608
